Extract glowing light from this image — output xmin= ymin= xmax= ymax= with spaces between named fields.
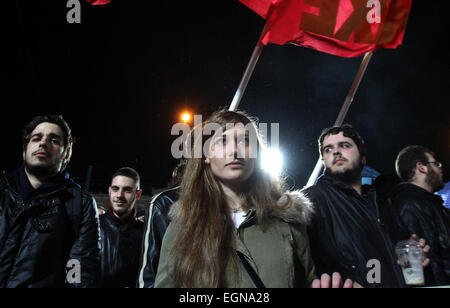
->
xmin=181 ymin=112 xmax=191 ymax=123
xmin=261 ymin=148 xmax=283 ymax=177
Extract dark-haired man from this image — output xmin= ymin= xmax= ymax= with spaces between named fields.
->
xmin=303 ymin=124 xmax=429 ymax=288
xmin=0 ymin=115 xmax=100 ymax=288
xmin=99 ymin=167 xmax=144 ymax=288
xmin=392 ymin=145 xmax=450 ymax=285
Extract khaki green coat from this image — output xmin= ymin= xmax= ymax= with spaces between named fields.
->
xmin=154 ymin=191 xmax=316 ymax=288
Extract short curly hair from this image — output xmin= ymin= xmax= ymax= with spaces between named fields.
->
xmin=318 ymin=124 xmax=366 ymax=158
xmin=22 ymin=115 xmax=74 ymax=171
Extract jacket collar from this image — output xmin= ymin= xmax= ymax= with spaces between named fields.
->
xmin=318 ymin=171 xmax=374 ymax=199
xmin=393 ymin=182 xmax=444 ymax=203
xmin=237 ymin=208 xmax=257 ymax=229
xmin=4 ymin=166 xmax=77 ymax=200
xmin=106 ymin=208 xmax=137 ymax=226
xmin=318 ymin=171 xmax=358 ymax=192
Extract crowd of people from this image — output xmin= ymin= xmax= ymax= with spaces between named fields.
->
xmin=0 ymin=111 xmax=448 ymax=288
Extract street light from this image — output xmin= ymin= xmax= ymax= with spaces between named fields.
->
xmin=181 ymin=112 xmax=192 ymax=123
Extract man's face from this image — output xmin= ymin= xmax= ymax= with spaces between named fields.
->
xmin=23 ymin=122 xmax=67 ymax=177
xmin=424 ymin=152 xmax=444 ymax=192
xmin=322 ymin=132 xmax=365 ymax=181
xmin=108 ymin=176 xmax=142 ymax=218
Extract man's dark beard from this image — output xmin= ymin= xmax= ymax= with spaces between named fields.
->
xmin=426 ymin=168 xmax=444 ymax=192
xmin=24 ymin=161 xmax=59 ymax=180
xmin=330 ymin=161 xmax=363 ymax=186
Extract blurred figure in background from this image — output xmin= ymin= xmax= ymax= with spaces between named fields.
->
xmin=392 ymin=145 xmax=450 ymax=286
xmin=167 ymin=159 xmax=187 ymax=189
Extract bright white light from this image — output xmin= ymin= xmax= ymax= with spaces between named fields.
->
xmin=261 ymin=148 xmax=283 ymax=177
xmin=181 ymin=112 xmax=191 ymax=123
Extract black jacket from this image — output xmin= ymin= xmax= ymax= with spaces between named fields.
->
xmin=303 ymin=173 xmax=406 ymax=288
xmin=0 ymin=167 xmax=101 ymax=288
xmin=391 ymin=183 xmax=450 ymax=286
xmin=99 ymin=210 xmax=144 ymax=288
xmin=137 ymin=186 xmax=180 ymax=288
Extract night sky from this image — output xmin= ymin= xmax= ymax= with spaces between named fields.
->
xmin=4 ymin=0 xmax=449 ymax=193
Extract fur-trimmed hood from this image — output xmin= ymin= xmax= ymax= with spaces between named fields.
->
xmin=169 ymin=190 xmax=315 ymax=226
xmin=271 ymin=190 xmax=315 ymax=226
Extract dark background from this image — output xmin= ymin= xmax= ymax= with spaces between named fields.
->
xmin=3 ymin=0 xmax=449 ymax=193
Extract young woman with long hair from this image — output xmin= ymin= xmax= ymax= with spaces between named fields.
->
xmin=154 ymin=109 xmax=348 ymax=288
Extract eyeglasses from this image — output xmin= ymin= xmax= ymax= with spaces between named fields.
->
xmin=425 ymin=161 xmax=443 ymax=168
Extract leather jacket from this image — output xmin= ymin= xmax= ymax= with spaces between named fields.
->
xmin=99 ymin=210 xmax=144 ymax=288
xmin=137 ymin=186 xmax=180 ymax=288
xmin=0 ymin=167 xmax=101 ymax=288
xmin=303 ymin=173 xmax=406 ymax=288
xmin=391 ymin=183 xmax=450 ymax=285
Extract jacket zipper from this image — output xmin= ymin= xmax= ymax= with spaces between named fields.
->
xmin=113 ymin=229 xmax=121 ymax=276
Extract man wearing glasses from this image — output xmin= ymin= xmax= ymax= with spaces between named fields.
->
xmin=393 ymin=145 xmax=450 ymax=286
xmin=99 ymin=167 xmax=144 ymax=287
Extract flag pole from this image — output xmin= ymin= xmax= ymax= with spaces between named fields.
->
xmin=229 ymin=22 xmax=269 ymax=111
xmin=305 ymin=51 xmax=374 ymax=188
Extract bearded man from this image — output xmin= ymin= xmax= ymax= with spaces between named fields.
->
xmin=302 ymin=124 xmax=429 ymax=288
xmin=392 ymin=145 xmax=450 ymax=286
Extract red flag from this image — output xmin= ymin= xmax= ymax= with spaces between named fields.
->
xmin=87 ymin=0 xmax=112 ymax=5
xmin=240 ymin=0 xmax=412 ymax=58
xmin=240 ymin=0 xmax=273 ymax=18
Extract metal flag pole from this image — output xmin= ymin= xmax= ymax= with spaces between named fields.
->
xmin=229 ymin=22 xmax=269 ymax=111
xmin=305 ymin=51 xmax=374 ymax=188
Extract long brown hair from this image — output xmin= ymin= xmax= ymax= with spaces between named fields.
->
xmin=171 ymin=109 xmax=285 ymax=287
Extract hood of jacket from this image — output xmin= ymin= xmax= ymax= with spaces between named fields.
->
xmin=169 ymin=190 xmax=314 ymax=227
xmin=271 ymin=190 xmax=315 ymax=226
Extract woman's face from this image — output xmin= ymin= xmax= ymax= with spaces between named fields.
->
xmin=205 ymin=123 xmax=256 ymax=189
